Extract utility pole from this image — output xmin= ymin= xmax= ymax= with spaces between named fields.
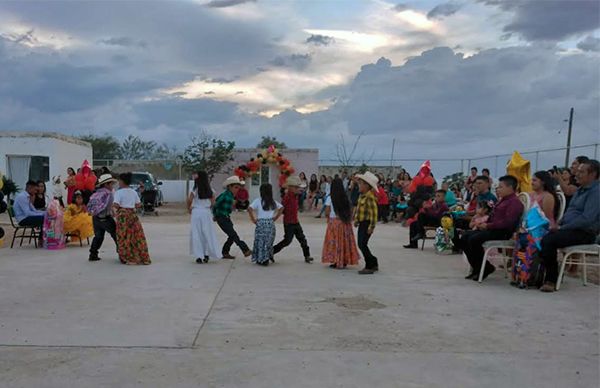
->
xmin=565 ymin=107 xmax=574 ymax=167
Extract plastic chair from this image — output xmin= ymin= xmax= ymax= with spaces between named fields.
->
xmin=420 ymin=226 xmax=438 ymax=250
xmin=556 ymin=191 xmax=566 ymax=223
xmin=556 ymin=244 xmax=600 ymax=290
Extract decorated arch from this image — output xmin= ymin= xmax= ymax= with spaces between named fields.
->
xmin=233 ymin=145 xmax=295 ymax=187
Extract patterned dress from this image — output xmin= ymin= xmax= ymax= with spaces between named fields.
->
xmin=116 ymin=208 xmax=151 ymax=265
xmin=252 ymin=219 xmax=276 ymax=264
xmin=321 ymin=197 xmax=359 ymax=268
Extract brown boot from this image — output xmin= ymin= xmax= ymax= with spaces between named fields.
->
xmin=222 ymin=253 xmax=236 ymax=259
xmin=243 ymin=250 xmax=253 ymax=257
xmin=540 ymin=282 xmax=556 ymax=293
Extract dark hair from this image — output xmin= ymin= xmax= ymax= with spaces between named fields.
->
xmin=582 ymin=159 xmax=600 ymax=179
xmin=310 ymin=174 xmax=317 ymax=182
xmin=474 ymin=175 xmax=490 ymax=185
xmin=575 ymin=155 xmax=590 ymax=164
xmin=67 ymin=167 xmax=75 ymax=175
xmin=482 ymin=168 xmax=490 ymax=174
xmin=195 ymin=171 xmax=213 ymax=199
xmin=471 ymin=167 xmax=478 ymax=172
xmin=534 ymin=171 xmax=560 ymax=217
xmin=119 ymin=172 xmax=132 ymax=186
xmin=477 ymin=200 xmax=493 ymax=213
xmin=36 ymin=180 xmax=46 ymax=194
xmin=260 ymin=183 xmax=276 ymax=211
xmin=26 ymin=180 xmax=37 ymax=188
xmin=100 ymin=166 xmax=111 ymax=175
xmin=499 ymin=175 xmax=518 ymax=191
xmin=330 ymin=178 xmax=352 ymax=223
xmin=299 ymin=172 xmax=306 ymax=180
xmin=435 ymin=189 xmax=446 ymax=195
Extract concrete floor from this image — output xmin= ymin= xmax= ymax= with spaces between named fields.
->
xmin=0 ymin=210 xmax=598 ymax=388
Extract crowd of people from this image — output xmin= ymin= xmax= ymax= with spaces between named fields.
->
xmin=1 ymin=154 xmax=598 ymax=290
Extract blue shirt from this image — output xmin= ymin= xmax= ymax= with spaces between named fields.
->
xmin=13 ymin=191 xmax=45 ymax=223
xmin=445 ymin=190 xmax=457 ymax=207
xmin=561 ymin=180 xmax=599 ymax=234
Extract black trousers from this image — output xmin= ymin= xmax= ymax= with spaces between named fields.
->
xmin=458 ymin=229 xmax=512 ymax=273
xmin=273 ymin=223 xmax=311 ymax=258
xmin=357 ymin=221 xmax=378 ymax=269
xmin=90 ymin=216 xmax=117 ymax=255
xmin=409 ymin=213 xmax=441 ymax=241
xmin=451 ymin=217 xmax=472 ymax=249
xmin=540 ymin=229 xmax=596 ymax=283
xmin=19 ymin=215 xmax=44 ymax=228
xmin=216 ymin=216 xmax=250 ymax=255
xmin=378 ymin=204 xmax=389 ymax=222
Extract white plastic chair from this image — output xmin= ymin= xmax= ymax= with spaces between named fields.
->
xmin=476 ymin=192 xmax=531 ymax=283
xmin=556 ymin=244 xmax=600 ymax=290
xmin=556 ymin=191 xmax=566 ymax=223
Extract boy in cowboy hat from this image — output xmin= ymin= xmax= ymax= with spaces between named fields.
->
xmin=87 ymin=174 xmax=118 ymax=261
xmin=273 ymin=176 xmax=314 ymax=263
xmin=354 ymin=171 xmax=379 ymax=274
xmin=213 ymin=176 xmax=252 ymax=259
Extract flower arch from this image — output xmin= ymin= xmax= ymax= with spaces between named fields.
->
xmin=233 ymin=145 xmax=295 ymax=187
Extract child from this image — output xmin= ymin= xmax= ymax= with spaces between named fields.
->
xmin=469 ymin=200 xmax=493 ymax=230
xmin=51 ymin=176 xmax=65 ymax=208
xmin=63 ymin=190 xmax=94 ymax=243
xmin=113 ymin=172 xmax=151 ymax=265
xmin=213 ymin=176 xmax=252 ymax=259
xmin=87 ymin=174 xmax=118 ymax=261
xmin=354 ymin=171 xmax=379 ymax=275
xmin=248 ymin=183 xmax=283 ymax=266
xmin=188 ymin=171 xmax=220 ymax=264
xmin=273 ymin=176 xmax=314 ymax=263
xmin=322 ymin=177 xmax=360 ymax=269
xmin=404 ymin=189 xmax=449 ymax=249
xmin=376 ymin=181 xmax=389 ymax=223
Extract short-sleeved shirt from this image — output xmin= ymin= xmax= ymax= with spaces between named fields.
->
xmin=250 ymin=197 xmax=283 ymax=219
xmin=113 ymin=187 xmax=140 ymax=209
xmin=325 ymin=196 xmax=337 ymax=219
xmin=190 ymin=189 xmax=212 ymax=209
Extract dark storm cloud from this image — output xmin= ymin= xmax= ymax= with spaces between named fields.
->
xmin=205 ymin=0 xmax=256 ymax=8
xmin=393 ymin=3 xmax=409 ymax=12
xmin=427 ymin=2 xmax=462 ymax=19
xmin=133 ymin=97 xmax=240 ymax=128
xmin=305 ymin=34 xmax=334 ymax=46
xmin=269 ymin=53 xmax=312 ymax=70
xmin=577 ymin=35 xmax=600 ymax=52
xmin=480 ymin=0 xmax=600 ymax=41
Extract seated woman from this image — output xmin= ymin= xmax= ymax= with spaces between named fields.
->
xmin=63 ymin=191 xmax=94 ymax=242
xmin=235 ymin=185 xmax=250 ymax=211
xmin=33 ymin=181 xmax=52 ymax=210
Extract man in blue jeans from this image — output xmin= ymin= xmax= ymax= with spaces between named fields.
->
xmin=539 ymin=159 xmax=599 ymax=292
xmin=12 ymin=180 xmax=45 ymax=246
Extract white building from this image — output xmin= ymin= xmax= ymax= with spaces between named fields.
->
xmin=0 ymin=131 xmax=93 ymax=191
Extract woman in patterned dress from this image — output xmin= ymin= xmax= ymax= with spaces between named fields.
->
xmin=248 ymin=183 xmax=283 ymax=266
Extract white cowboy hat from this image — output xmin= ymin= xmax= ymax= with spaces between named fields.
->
xmin=356 ymin=171 xmax=379 ymax=191
xmin=222 ymin=175 xmax=245 ymax=188
xmin=284 ymin=175 xmax=306 ymax=188
xmin=96 ymin=174 xmax=117 ymax=187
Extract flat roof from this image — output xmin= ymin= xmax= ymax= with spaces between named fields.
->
xmin=0 ymin=131 xmax=92 ymax=148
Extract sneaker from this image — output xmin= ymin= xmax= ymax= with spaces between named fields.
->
xmin=243 ymin=250 xmax=253 ymax=257
xmin=196 ymin=258 xmax=204 ymax=264
xmin=203 ymin=256 xmax=209 ymax=263
xmin=305 ymin=256 xmax=314 ymax=263
xmin=540 ymin=282 xmax=556 ymax=293
xmin=358 ymin=268 xmax=375 ymax=275
xmin=222 ymin=253 xmax=236 ymax=259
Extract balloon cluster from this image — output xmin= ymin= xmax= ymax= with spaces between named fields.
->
xmin=234 ymin=145 xmax=295 ymax=187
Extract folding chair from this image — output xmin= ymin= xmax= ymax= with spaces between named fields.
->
xmin=556 ymin=244 xmax=600 ymax=290
xmin=7 ymin=207 xmax=41 ymax=248
xmin=420 ymin=226 xmax=438 ymax=250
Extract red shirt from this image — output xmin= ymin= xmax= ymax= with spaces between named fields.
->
xmin=376 ymin=187 xmax=389 ymax=205
xmin=282 ymin=191 xmax=299 ymax=224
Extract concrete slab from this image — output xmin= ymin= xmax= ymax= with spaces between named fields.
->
xmin=0 ymin=210 xmax=598 ymax=387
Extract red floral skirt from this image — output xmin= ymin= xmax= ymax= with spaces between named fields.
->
xmin=321 ymin=218 xmax=360 ymax=268
xmin=116 ymin=208 xmax=151 ymax=265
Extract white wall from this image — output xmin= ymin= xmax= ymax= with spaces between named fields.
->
xmin=160 ymin=180 xmax=193 ymax=203
xmin=0 ymin=134 xmax=92 ymax=190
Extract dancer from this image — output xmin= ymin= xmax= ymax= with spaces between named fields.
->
xmin=213 ymin=176 xmax=252 ymax=259
xmin=354 ymin=171 xmax=379 ymax=275
xmin=113 ymin=173 xmax=151 ymax=265
xmin=188 ymin=171 xmax=220 ymax=264
xmin=248 ymin=183 xmax=283 ymax=266
xmin=322 ymin=177 xmax=360 ymax=269
xmin=87 ymin=174 xmax=118 ymax=261
xmin=63 ymin=190 xmax=94 ymax=242
xmin=273 ymin=176 xmax=314 ymax=263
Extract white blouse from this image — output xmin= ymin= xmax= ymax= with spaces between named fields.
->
xmin=250 ymin=197 xmax=283 ymax=219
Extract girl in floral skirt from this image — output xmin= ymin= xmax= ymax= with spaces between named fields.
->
xmin=113 ymin=172 xmax=151 ymax=265
xmin=248 ymin=183 xmax=283 ymax=266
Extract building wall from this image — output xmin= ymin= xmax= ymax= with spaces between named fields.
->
xmin=318 ymin=165 xmax=405 ymax=179
xmin=0 ymin=133 xmax=92 ymax=190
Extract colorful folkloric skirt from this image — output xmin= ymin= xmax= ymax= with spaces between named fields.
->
xmin=116 ymin=208 xmax=151 ymax=265
xmin=252 ymin=219 xmax=275 ymax=264
xmin=321 ymin=218 xmax=360 ymax=268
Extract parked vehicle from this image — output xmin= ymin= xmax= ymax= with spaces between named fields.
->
xmin=131 ymin=172 xmax=163 ymax=207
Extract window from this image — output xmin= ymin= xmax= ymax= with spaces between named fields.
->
xmin=29 ymin=156 xmax=50 ymax=183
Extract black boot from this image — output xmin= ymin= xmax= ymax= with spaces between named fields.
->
xmin=89 ymin=252 xmax=101 ymax=261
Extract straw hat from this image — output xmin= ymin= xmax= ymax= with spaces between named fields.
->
xmin=222 ymin=175 xmax=245 ymax=188
xmin=284 ymin=175 xmax=306 ymax=188
xmin=96 ymin=174 xmax=117 ymax=187
xmin=355 ymin=171 xmax=379 ymax=191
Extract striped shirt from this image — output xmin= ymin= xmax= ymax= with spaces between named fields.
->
xmin=354 ymin=190 xmax=378 ymax=232
xmin=213 ymin=189 xmax=234 ymax=218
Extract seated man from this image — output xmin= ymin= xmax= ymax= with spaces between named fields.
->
xmin=404 ymin=189 xmax=449 ymax=248
xmin=235 ymin=185 xmax=249 ymax=211
xmin=13 ymin=180 xmax=46 ymax=244
xmin=539 ymin=159 xmax=599 ymax=293
xmin=442 ymin=182 xmax=457 ymax=207
xmin=459 ymin=176 xmax=523 ymax=280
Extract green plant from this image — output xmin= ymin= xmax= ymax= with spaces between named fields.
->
xmin=1 ymin=176 xmax=20 ymax=201
xmin=181 ymin=132 xmax=236 ymax=176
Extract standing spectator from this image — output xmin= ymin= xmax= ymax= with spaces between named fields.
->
xmin=64 ymin=167 xmax=77 ymax=204
xmin=298 ymin=172 xmax=308 ymax=212
xmin=308 ymin=174 xmax=319 ymax=209
xmin=482 ymin=168 xmax=494 ymax=186
xmin=376 ymin=180 xmax=390 ymax=223
xmin=465 ymin=167 xmax=478 ymax=201
xmin=539 ymin=159 xmax=599 ymax=292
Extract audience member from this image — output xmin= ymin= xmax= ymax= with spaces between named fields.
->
xmin=235 ymin=185 xmax=250 ymax=211
xmin=442 ymin=182 xmax=457 ymax=207
xmin=404 ymin=189 xmax=449 ymax=249
xmin=465 ymin=167 xmax=478 ymax=201
xmin=552 ymin=156 xmax=589 ymax=201
xmin=13 ymin=180 xmax=45 ymax=245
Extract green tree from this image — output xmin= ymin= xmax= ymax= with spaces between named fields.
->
xmin=119 ymin=135 xmax=158 ymax=160
xmin=79 ymin=134 xmax=122 ymax=160
xmin=181 ymin=132 xmax=236 ymax=176
xmin=257 ymin=136 xmax=287 ymax=149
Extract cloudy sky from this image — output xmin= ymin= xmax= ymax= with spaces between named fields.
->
xmin=0 ymin=0 xmax=598 ymax=175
